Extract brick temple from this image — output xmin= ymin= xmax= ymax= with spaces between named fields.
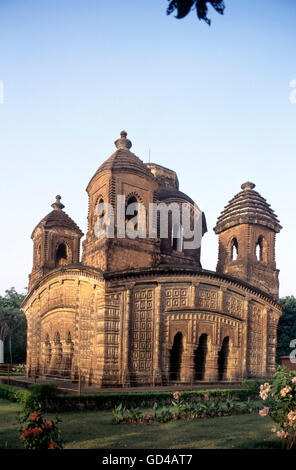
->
xmin=21 ymin=131 xmax=283 ymax=386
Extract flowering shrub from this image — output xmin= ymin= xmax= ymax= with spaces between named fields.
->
xmin=112 ymin=392 xmax=259 ymax=424
xmin=258 ymin=366 xmax=296 ymax=449
xmin=19 ymin=410 xmax=63 ymax=450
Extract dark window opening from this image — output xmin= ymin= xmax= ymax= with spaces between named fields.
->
xmin=126 ymin=196 xmax=138 ymax=231
xmin=169 ymin=332 xmax=183 ymax=381
xmin=231 ymin=238 xmax=238 ymax=260
xmin=256 ymin=236 xmax=264 ymax=261
xmin=194 ymin=334 xmax=208 ymax=381
xmin=56 ymin=243 xmax=67 ymax=266
xmin=218 ymin=336 xmax=230 ymax=381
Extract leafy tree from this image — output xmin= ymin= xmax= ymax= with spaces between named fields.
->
xmin=167 ymin=0 xmax=225 ymax=24
xmin=276 ymin=296 xmax=296 ymax=364
xmin=0 ymin=287 xmax=27 ymax=364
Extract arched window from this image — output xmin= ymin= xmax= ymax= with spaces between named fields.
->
xmin=194 ymin=334 xmax=208 ymax=381
xmin=231 ymin=238 xmax=238 ymax=261
xmin=126 ymin=196 xmax=138 ymax=231
xmin=95 ymin=198 xmax=105 ymax=228
xmin=169 ymin=332 xmax=183 ymax=381
xmin=255 ymin=235 xmax=264 ymax=262
xmin=172 ymin=223 xmax=183 ymax=252
xmin=125 ymin=194 xmax=146 ymax=238
xmin=218 ymin=336 xmax=230 ymax=381
xmin=56 ymin=243 xmax=67 ymax=266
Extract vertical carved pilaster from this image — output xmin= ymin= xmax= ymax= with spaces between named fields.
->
xmin=153 ymin=284 xmax=162 ymax=385
xmin=218 ymin=286 xmax=226 ymax=312
xmin=121 ymin=288 xmax=132 ymax=386
xmin=262 ymin=307 xmax=268 ymax=376
xmin=243 ymin=296 xmax=250 ymax=377
xmin=190 ymin=281 xmax=198 ymax=307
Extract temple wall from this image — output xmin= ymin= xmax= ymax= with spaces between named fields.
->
xmin=22 ymin=268 xmax=282 ymax=387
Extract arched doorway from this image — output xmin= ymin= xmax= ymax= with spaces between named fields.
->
xmin=169 ymin=332 xmax=183 ymax=381
xmin=218 ymin=336 xmax=230 ymax=381
xmin=194 ymin=333 xmax=208 ymax=380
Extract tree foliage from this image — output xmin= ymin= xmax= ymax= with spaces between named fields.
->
xmin=0 ymin=287 xmax=27 ymax=363
xmin=276 ymin=296 xmax=296 ymax=364
xmin=167 ymin=0 xmax=225 ymax=24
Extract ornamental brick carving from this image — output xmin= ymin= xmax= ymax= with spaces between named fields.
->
xmin=224 ymin=294 xmax=244 ymax=319
xmin=165 ymin=287 xmax=189 ymax=309
xmin=197 ymin=288 xmax=218 ymax=310
xmin=129 ymin=289 xmax=154 ymax=374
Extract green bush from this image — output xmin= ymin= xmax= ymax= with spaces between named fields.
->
xmin=0 ymin=384 xmax=255 ymax=412
xmin=111 ymin=395 xmax=261 ymax=424
xmin=0 ymin=384 xmax=31 ymax=408
xmin=49 ymin=388 xmax=252 ymax=412
xmin=27 ymin=383 xmax=58 ymax=411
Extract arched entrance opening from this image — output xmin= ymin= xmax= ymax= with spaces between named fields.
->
xmin=218 ymin=336 xmax=230 ymax=381
xmin=169 ymin=332 xmax=183 ymax=381
xmin=194 ymin=333 xmax=208 ymax=380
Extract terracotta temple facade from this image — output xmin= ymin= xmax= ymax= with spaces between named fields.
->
xmin=21 ymin=132 xmax=283 ymax=386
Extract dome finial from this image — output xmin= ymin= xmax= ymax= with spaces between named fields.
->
xmin=51 ymin=195 xmax=65 ymax=210
xmin=241 ymin=181 xmax=255 ymax=191
xmin=114 ymin=130 xmax=132 ymax=150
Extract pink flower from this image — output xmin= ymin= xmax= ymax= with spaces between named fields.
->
xmin=280 ymin=386 xmax=292 ymax=397
xmin=259 ymin=407 xmax=270 ymax=417
xmin=292 ymin=377 xmax=296 ymax=384
xmin=204 ymin=393 xmax=210 ymax=401
xmin=259 ymin=383 xmax=271 ymax=400
xmin=287 ymin=410 xmax=296 ymax=427
xmin=173 ymin=391 xmax=181 ymax=400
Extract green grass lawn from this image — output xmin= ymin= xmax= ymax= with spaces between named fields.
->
xmin=0 ymin=398 xmax=280 ymax=450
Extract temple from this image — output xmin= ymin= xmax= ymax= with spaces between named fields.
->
xmin=21 ymin=132 xmax=283 ymax=386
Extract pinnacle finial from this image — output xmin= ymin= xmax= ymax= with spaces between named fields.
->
xmin=114 ymin=130 xmax=132 ymax=150
xmin=51 ymin=195 xmax=65 ymax=210
xmin=241 ymin=181 xmax=255 ymax=191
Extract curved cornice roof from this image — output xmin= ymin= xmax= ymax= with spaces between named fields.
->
xmin=214 ymin=182 xmax=282 ymax=234
xmin=87 ymin=131 xmax=154 ymax=191
xmin=31 ymin=196 xmax=84 ymax=238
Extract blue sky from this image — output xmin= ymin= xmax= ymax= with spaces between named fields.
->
xmin=0 ymin=0 xmax=295 ymax=297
